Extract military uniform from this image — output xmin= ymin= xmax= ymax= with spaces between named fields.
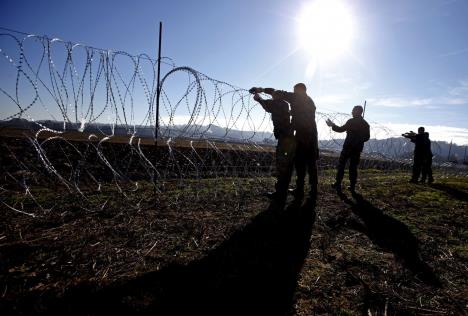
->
xmin=274 ymin=90 xmax=319 ymax=200
xmin=332 ymin=116 xmax=370 ymax=190
xmin=409 ymin=132 xmax=433 ymax=183
xmin=257 ymin=99 xmax=295 ymax=201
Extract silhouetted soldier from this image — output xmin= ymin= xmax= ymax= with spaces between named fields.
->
xmin=403 ymin=127 xmax=433 ymax=183
xmin=326 ymin=105 xmax=370 ymax=193
xmin=252 ymin=83 xmax=319 ymax=203
xmin=250 ymin=90 xmax=295 ymax=207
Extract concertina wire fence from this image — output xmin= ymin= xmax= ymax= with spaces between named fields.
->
xmin=0 ymin=28 xmax=463 ymax=217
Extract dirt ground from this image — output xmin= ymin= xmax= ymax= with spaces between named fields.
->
xmin=0 ymin=171 xmax=467 ymax=315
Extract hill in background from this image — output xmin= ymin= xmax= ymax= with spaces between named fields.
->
xmin=1 ymin=118 xmax=467 ymax=163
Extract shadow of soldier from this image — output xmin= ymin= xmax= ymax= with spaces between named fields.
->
xmin=337 ymin=191 xmax=440 ymax=287
xmin=430 ymin=183 xmax=468 ymax=202
xmin=30 ymin=200 xmax=317 ymax=316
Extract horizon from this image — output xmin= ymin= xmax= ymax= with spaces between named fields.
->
xmin=2 ymin=0 xmax=468 ymax=145
xmin=3 ymin=115 xmax=468 ymax=148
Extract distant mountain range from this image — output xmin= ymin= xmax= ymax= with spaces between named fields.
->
xmin=1 ymin=118 xmax=467 ymax=163
xmin=0 ymin=118 xmax=273 ymax=143
xmin=322 ymin=137 xmax=467 ymax=163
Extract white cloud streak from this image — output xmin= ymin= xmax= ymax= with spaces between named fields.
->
xmin=438 ymin=47 xmax=468 ymax=58
xmin=366 ymin=80 xmax=468 ymax=108
xmin=380 ymin=123 xmax=468 ymax=145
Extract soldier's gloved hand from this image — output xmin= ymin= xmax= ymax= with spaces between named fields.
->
xmin=253 ymin=93 xmax=261 ymax=101
xmin=326 ymin=118 xmax=334 ymax=127
xmin=249 ymin=87 xmax=263 ymax=94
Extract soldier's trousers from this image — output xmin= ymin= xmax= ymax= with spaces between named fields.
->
xmin=421 ymin=157 xmax=433 ymax=182
xmin=336 ymin=148 xmax=361 ymax=187
xmin=275 ymin=136 xmax=296 ymax=201
xmin=294 ymin=140 xmax=318 ymax=199
xmin=411 ymin=155 xmax=424 ymax=181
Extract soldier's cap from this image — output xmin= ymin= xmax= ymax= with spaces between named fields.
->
xmin=294 ymin=83 xmax=307 ymax=91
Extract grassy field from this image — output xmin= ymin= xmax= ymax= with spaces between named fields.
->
xmin=0 ymin=170 xmax=467 ymax=315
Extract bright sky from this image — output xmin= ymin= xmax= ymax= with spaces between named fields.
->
xmin=2 ymin=0 xmax=468 ymax=144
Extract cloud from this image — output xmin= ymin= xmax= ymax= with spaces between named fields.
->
xmin=441 ymin=97 xmax=468 ymax=105
xmin=379 ymin=123 xmax=468 ymax=145
xmin=438 ymin=47 xmax=468 ymax=58
xmin=368 ymin=96 xmax=468 ymax=108
xmin=449 ymin=80 xmax=468 ymax=96
xmin=367 ymin=97 xmax=434 ymax=108
xmin=367 ymin=80 xmax=468 ymax=108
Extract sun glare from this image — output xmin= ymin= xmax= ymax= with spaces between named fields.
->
xmin=298 ymin=0 xmax=355 ymax=61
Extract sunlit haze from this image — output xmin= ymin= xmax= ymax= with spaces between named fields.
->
xmin=1 ymin=0 xmax=468 ymax=144
xmin=297 ymin=0 xmax=355 ymax=61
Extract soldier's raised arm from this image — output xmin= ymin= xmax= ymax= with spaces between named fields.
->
xmin=253 ymin=93 xmax=273 ymax=113
xmin=270 ymin=89 xmax=295 ymax=103
xmin=326 ymin=118 xmax=350 ymax=133
xmin=250 ymin=87 xmax=295 ymax=103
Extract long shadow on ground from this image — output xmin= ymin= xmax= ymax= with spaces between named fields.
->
xmin=11 ymin=200 xmax=317 ymax=316
xmin=430 ymin=183 xmax=468 ymax=202
xmin=338 ymin=191 xmax=440 ymax=287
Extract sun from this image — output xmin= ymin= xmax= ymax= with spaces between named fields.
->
xmin=297 ymin=0 xmax=355 ymax=61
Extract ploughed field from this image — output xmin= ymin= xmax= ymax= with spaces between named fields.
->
xmin=0 ymin=132 xmax=467 ymax=314
xmin=1 ymin=170 xmax=467 ymax=315
xmin=0 ymin=128 xmax=410 ymax=184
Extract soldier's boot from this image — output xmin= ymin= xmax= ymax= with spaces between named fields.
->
xmin=428 ymin=177 xmax=434 ymax=184
xmin=348 ymin=182 xmax=356 ymax=193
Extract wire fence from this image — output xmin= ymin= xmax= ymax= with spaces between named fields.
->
xmin=1 ymin=28 xmax=466 ymax=217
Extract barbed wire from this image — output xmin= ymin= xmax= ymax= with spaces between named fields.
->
xmin=0 ymin=28 xmax=465 ymax=217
